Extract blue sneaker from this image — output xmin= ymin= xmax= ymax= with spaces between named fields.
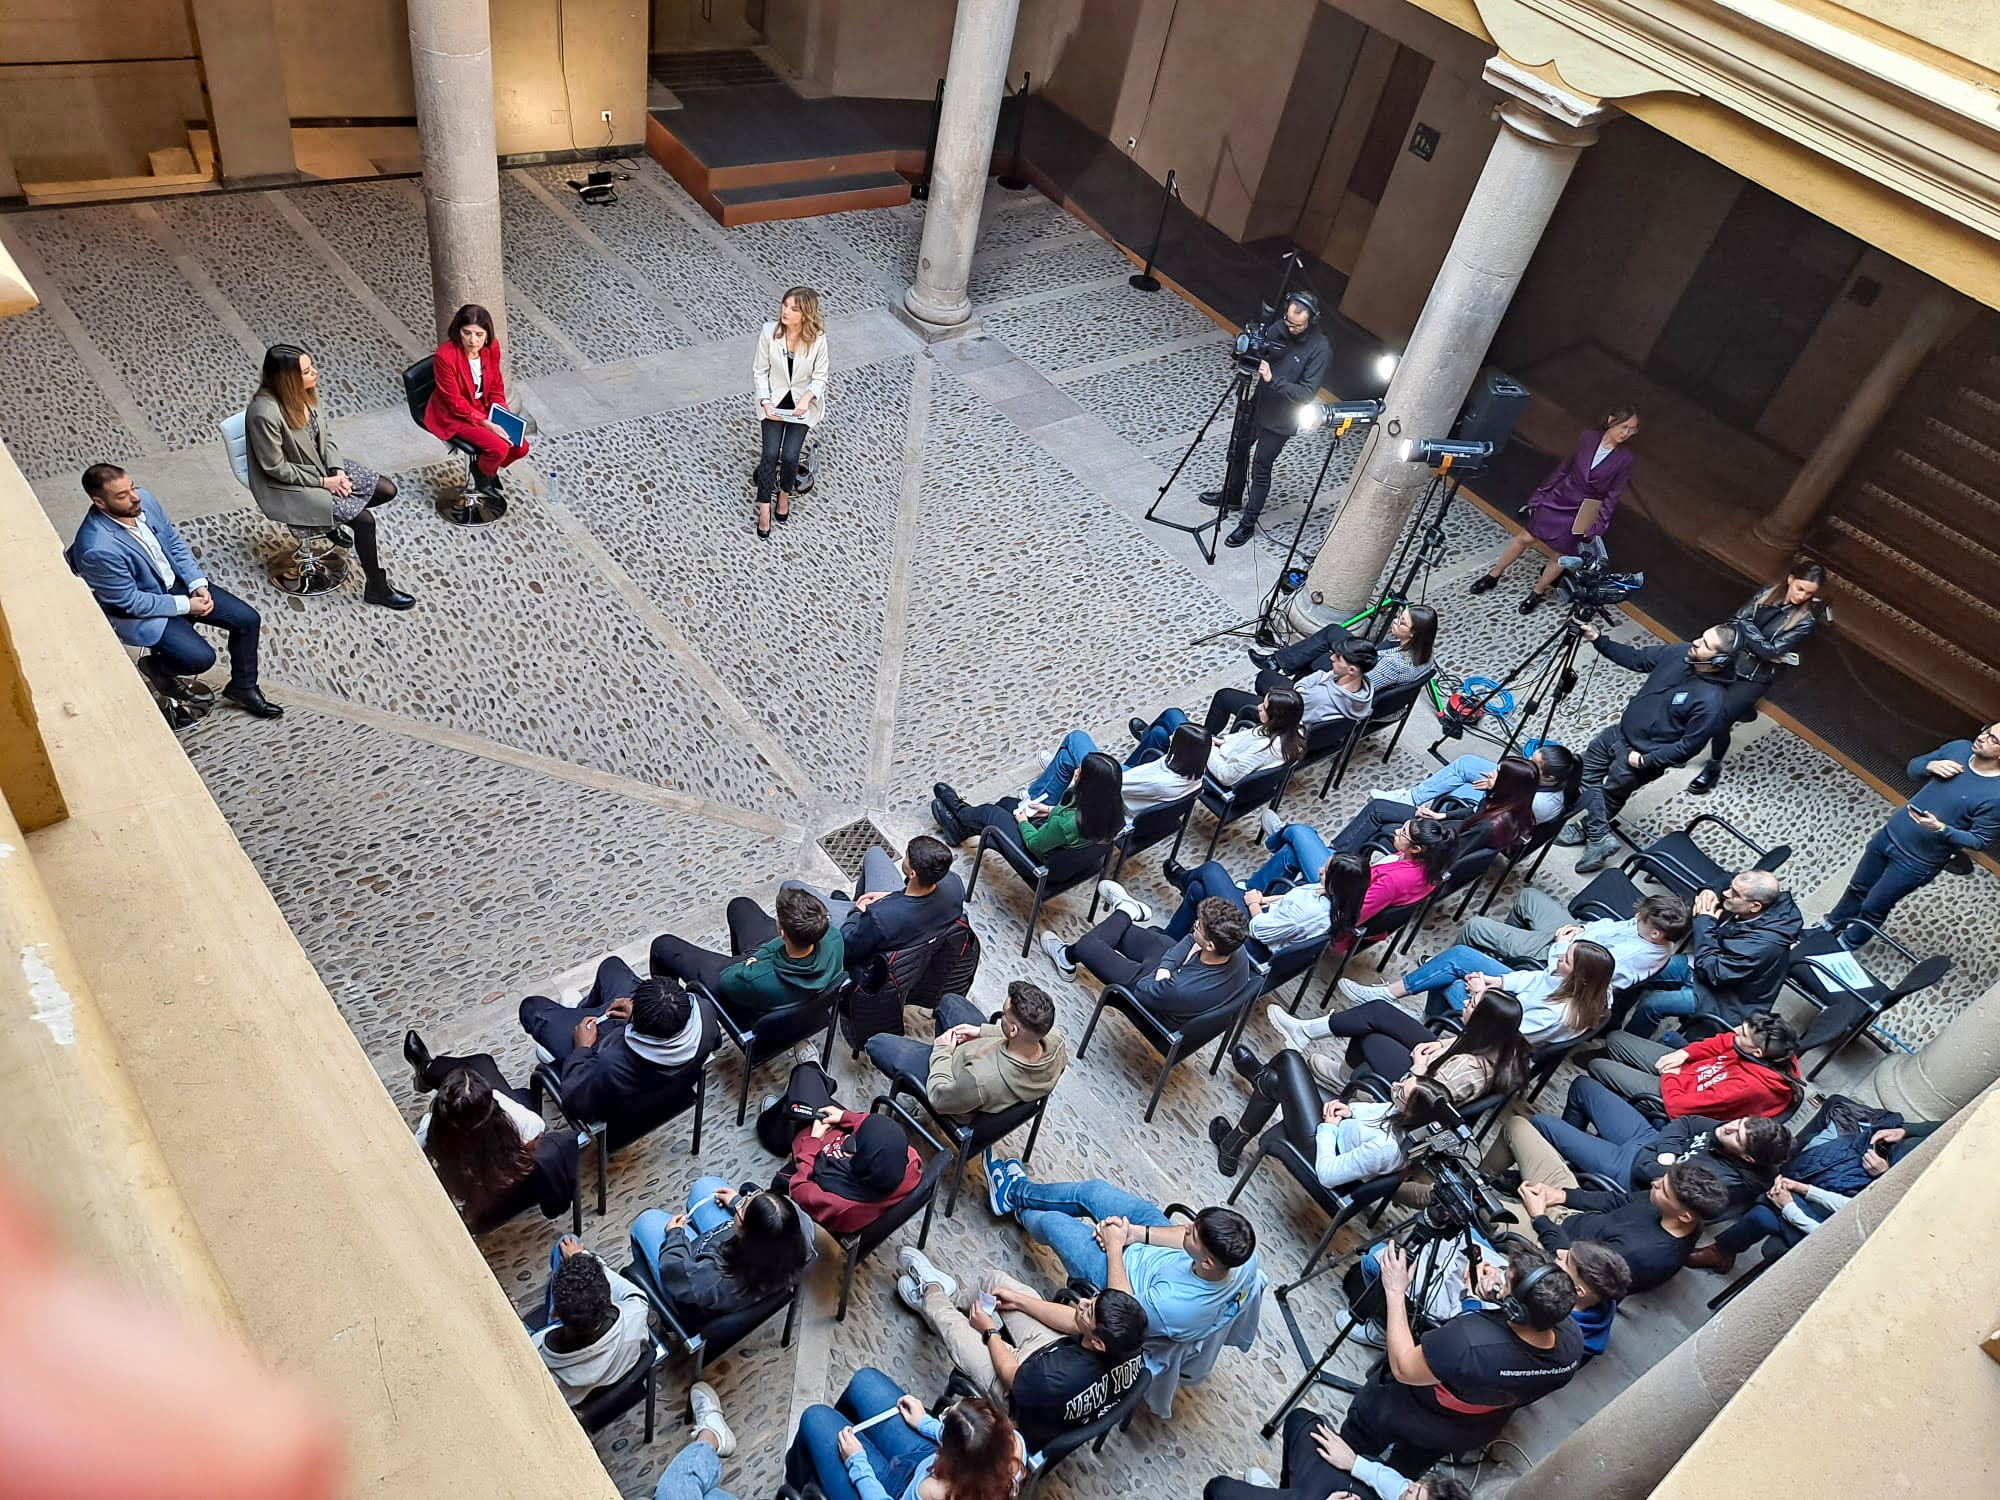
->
xmin=984 ymin=1151 xmax=1025 ymax=1216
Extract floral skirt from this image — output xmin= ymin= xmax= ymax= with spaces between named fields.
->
xmin=330 ymin=462 xmax=384 ymax=522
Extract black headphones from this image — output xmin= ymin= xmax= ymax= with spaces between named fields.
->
xmin=1285 ymin=289 xmax=1322 ymax=326
xmin=1497 ymin=1259 xmax=1562 ymax=1324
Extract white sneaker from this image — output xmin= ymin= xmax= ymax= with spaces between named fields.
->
xmin=1338 ymin=978 xmax=1395 ymax=1007
xmin=1095 ymin=879 xmax=1152 ymax=923
xmin=1266 ymin=1003 xmax=1317 ymax=1054
xmin=1039 ymin=930 xmax=1078 ymax=976
xmin=557 ymin=985 xmax=585 ymax=1008
xmin=1037 ymin=748 xmax=1054 ymax=769
xmin=898 ymin=1245 xmax=958 ymax=1304
xmin=1257 ymin=807 xmax=1285 ymax=842
xmin=690 ymin=1380 xmax=736 ymax=1456
xmin=794 ymin=1039 xmax=822 ymax=1068
xmin=1244 ymin=1467 xmax=1277 ymax=1488
xmin=1352 ymin=1318 xmax=1389 ymax=1349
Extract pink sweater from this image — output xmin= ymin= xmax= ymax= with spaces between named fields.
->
xmin=1332 ymin=856 xmax=1438 ymax=953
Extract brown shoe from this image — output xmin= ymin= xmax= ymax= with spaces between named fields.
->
xmin=1687 ymin=1243 xmax=1735 ymax=1274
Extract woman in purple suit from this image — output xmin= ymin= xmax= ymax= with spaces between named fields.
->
xmin=1471 ymin=405 xmax=1640 ymax=614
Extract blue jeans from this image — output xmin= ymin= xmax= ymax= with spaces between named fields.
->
xmin=1011 ymin=1178 xmax=1172 ymax=1288
xmin=1127 ymin=708 xmax=1189 ymax=768
xmin=794 ymin=1368 xmax=936 ymax=1500
xmin=656 ymin=1439 xmax=736 ymax=1500
xmin=1628 ymin=954 xmax=1697 ymax=1034
xmin=1825 ymin=824 xmax=1941 ymax=934
xmin=864 ymin=993 xmax=985 ymax=1085
xmin=1166 ymin=859 xmax=1249 ymax=939
xmin=1715 ymin=1202 xmax=1798 ymax=1256
xmin=1406 ymin=755 xmax=1495 ymax=809
xmin=1406 ymin=945 xmax=1515 ymax=1020
xmin=145 ymin=582 xmax=263 ymax=687
xmin=630 ymin=1176 xmax=734 ymax=1273
xmin=1248 ymin=822 xmax=1332 ymax=892
xmin=1533 ymin=1076 xmax=1656 ymax=1184
xmin=1030 ymin=729 xmax=1100 ymax=804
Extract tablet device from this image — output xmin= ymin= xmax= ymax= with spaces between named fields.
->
xmin=489 ymin=403 xmax=527 ymax=446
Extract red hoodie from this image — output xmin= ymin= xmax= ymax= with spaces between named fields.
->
xmin=1661 ymin=1033 xmax=1797 ymax=1120
xmin=786 ymin=1110 xmax=923 ymax=1234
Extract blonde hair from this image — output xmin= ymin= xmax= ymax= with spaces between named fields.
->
xmin=779 ymin=286 xmax=823 ymax=347
xmin=259 ymin=344 xmax=318 ymax=430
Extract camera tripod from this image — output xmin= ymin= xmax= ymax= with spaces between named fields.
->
xmin=1429 ymin=602 xmax=1604 ymax=762
xmin=1145 ymin=360 xmax=1262 ymax=566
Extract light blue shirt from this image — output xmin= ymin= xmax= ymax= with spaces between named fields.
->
xmin=1121 ymin=1244 xmax=1261 ymax=1344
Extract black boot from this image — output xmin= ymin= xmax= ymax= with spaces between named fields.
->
xmin=404 ymin=1030 xmax=434 ymax=1093
xmin=364 ymin=573 xmax=416 ymax=610
xmin=1688 ymin=759 xmax=1723 ymax=794
xmin=1468 ymin=573 xmax=1499 ymax=595
xmin=1230 ymin=1041 xmax=1264 ymax=1084
xmin=221 ymin=682 xmax=284 ymax=719
xmin=1208 ymin=1116 xmax=1250 ymax=1175
xmin=1224 ymin=523 xmax=1255 ymax=548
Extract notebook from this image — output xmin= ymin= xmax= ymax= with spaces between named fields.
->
xmin=489 ymin=403 xmax=527 ymax=446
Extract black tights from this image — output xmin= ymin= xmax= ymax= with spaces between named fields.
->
xmin=1320 ymin=998 xmax=1436 ymax=1082
xmin=1228 ymin=1048 xmax=1326 ymax=1156
xmin=347 ymin=482 xmax=396 ymax=576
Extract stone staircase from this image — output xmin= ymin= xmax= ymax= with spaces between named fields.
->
xmin=1808 ymin=312 xmax=2000 ymax=714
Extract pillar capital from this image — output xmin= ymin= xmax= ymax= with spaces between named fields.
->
xmin=1484 ymin=54 xmax=1616 ymax=145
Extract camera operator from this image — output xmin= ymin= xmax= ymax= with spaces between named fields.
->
xmin=1685 ymin=563 xmax=1828 ymax=794
xmin=1559 ymin=621 xmax=1735 ymax=872
xmin=1338 ymin=1240 xmax=1582 ymax=1479
xmin=1200 ymin=292 xmax=1332 ymax=549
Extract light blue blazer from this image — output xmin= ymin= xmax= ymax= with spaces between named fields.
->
xmin=69 ymin=488 xmax=208 ymax=649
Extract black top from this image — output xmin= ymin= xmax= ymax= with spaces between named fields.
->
xmin=1687 ymin=899 xmax=1803 ymax=1021
xmin=1592 ymin=635 xmax=1730 ymax=768
xmin=1009 ymin=1342 xmax=1145 ymax=1453
xmin=1371 ymin=1311 xmax=1583 ymax=1449
xmin=841 ymin=871 xmax=967 ymax=966
xmin=1630 ymin=1116 xmax=1773 ymax=1215
xmin=1250 ymin=318 xmax=1333 ymax=434
xmin=555 ymin=997 xmax=719 ymax=1144
xmin=1534 ymin=1189 xmax=1695 ymax=1293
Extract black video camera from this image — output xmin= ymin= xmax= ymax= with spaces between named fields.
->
xmin=1555 ymin=536 xmax=1644 ymax=617
xmin=1234 ymin=312 xmax=1290 ymax=373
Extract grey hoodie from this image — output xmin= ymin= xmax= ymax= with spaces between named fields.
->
xmin=926 ymin=1024 xmax=1070 ymax=1117
xmin=533 ymin=1258 xmax=652 ymax=1405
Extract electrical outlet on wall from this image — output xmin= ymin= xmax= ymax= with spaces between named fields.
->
xmin=601 ymin=112 xmax=613 ymax=123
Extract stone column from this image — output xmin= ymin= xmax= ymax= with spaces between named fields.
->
xmin=1302 ymin=64 xmax=1605 ymax=614
xmin=188 ymin=0 xmax=297 ymax=185
xmin=1750 ymin=286 xmax=1961 ymax=557
xmin=1867 ymin=972 xmax=2000 ymax=1120
xmin=901 ymin=0 xmax=1024 ymax=336
xmin=409 ymin=0 xmax=508 ymax=349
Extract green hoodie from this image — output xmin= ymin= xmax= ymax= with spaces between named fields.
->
xmin=717 ymin=928 xmax=845 ymax=1014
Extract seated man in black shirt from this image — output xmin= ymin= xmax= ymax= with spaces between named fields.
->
xmin=894 ymin=1247 xmax=1147 ymax=1454
xmin=519 ymin=956 xmax=719 ymax=1140
xmin=1340 ymin=1242 xmax=1583 ymax=1479
xmin=1041 ymin=897 xmax=1261 ymax=1021
xmin=1511 ymin=1158 xmax=1729 ymax=1295
xmin=1205 ymin=1408 xmax=1471 ymax=1500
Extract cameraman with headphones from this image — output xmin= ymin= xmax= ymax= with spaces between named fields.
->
xmin=1201 ymin=292 xmax=1332 ymax=548
xmin=1338 ymin=1240 xmax=1583 ymax=1479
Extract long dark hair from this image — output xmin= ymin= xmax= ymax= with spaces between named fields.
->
xmin=1065 ymin=751 xmax=1125 ymax=841
xmin=1462 ymin=754 xmax=1538 ymax=853
xmin=1550 ymin=939 xmax=1615 ymax=1036
xmin=1258 ymin=688 xmax=1307 ymax=762
xmin=258 ymin=343 xmax=316 ymax=430
xmin=1401 ymin=604 xmax=1438 ymax=667
xmin=931 ymin=1398 xmax=1022 ymax=1500
xmin=1391 ymin=1076 xmax=1455 ymax=1140
xmin=1438 ymin=987 xmax=1531 ymax=1097
xmin=1320 ymin=852 xmax=1371 ymax=938
xmin=720 ymin=1189 xmax=810 ymax=1298
xmin=446 ymin=302 xmax=500 ymax=357
xmin=1165 ymin=723 xmax=1212 ymax=779
xmin=1402 ymin=819 xmax=1458 ymax=885
xmin=1533 ymin=742 xmax=1582 ymax=811
xmin=424 ymin=1068 xmax=535 ymax=1224
xmin=1757 ymin=562 xmax=1827 ymax=630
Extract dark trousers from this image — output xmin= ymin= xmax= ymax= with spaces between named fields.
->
xmin=1068 ymin=909 xmax=1173 ymax=990
xmin=417 ymin=1048 xmax=535 ymax=1108
xmin=1330 ymin=797 xmax=1418 ymax=856
xmin=1225 ymin=1048 xmax=1324 ymax=1156
xmin=1824 ymin=824 xmax=1942 ymax=934
xmin=1715 ymin=1201 xmax=1802 ymax=1256
xmin=1321 ymin=998 xmax=1438 ymax=1082
xmin=757 ymin=418 xmax=809 ymax=504
xmin=1203 ymin=1408 xmax=1349 ymax=1500
xmin=1240 ymin=425 xmax=1293 ymax=528
xmin=650 ymin=897 xmax=780 ymax=995
xmin=1577 ymin=724 xmax=1662 ymax=841
xmin=519 ymin=954 xmax=642 ymax=1062
xmin=145 ymin=582 xmax=262 ymax=688
xmin=1203 ymin=669 xmax=1296 ymax=735
xmin=1706 ymin=676 xmax=1769 ymax=762
xmin=1340 ymin=1366 xmax=1454 ymax=1479
xmin=1271 ymin=621 xmax=1359 ymax=679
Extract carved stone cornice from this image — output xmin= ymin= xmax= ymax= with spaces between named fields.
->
xmin=1470 ymin=0 xmax=2000 ymax=239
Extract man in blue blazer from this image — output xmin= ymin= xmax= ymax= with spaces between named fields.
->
xmin=70 ymin=464 xmax=280 ymax=718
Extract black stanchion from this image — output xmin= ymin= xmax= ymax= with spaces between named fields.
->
xmin=999 ymin=72 xmax=1030 ymax=190
xmin=912 ymin=79 xmax=944 ymax=201
xmin=1129 ymin=168 xmax=1177 ymax=293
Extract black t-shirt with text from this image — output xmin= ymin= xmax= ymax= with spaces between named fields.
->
xmin=1374 ymin=1311 xmax=1584 ymax=1448
xmin=1008 ymin=1341 xmax=1145 ymax=1453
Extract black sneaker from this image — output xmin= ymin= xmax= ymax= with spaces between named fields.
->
xmin=1247 ymin=648 xmax=1276 ymax=671
xmin=1225 ymin=524 xmax=1255 ymax=548
xmin=1688 ymin=760 xmax=1722 ymax=794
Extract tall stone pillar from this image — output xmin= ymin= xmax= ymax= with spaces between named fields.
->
xmin=1867 ymin=973 xmax=2000 ymax=1120
xmin=1750 ymin=286 xmax=1961 ymax=558
xmin=1302 ymin=65 xmax=1605 ymax=614
xmin=901 ymin=0 xmax=1024 ymax=335
xmin=409 ymin=0 xmax=508 ymax=349
xmin=188 ymin=0 xmax=297 ymax=185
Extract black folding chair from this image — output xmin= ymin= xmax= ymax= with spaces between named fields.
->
xmin=1250 ymin=932 xmax=1333 ymax=1014
xmin=1089 ymin=792 xmax=1201 ymax=919
xmin=1077 ymin=978 xmax=1257 ymax=1122
xmin=1320 ymin=671 xmax=1436 ymax=798
xmin=964 ymin=820 xmax=1116 ymax=957
xmin=568 ymin=1332 xmax=667 ymax=1443
xmin=1169 ymin=761 xmax=1295 ymax=863
xmin=831 ymin=1096 xmax=950 ymax=1321
xmin=1782 ymin=924 xmax=1950 ymax=1081
xmin=1470 ymin=787 xmax=1582 ymax=917
xmin=935 ymin=1364 xmax=1152 ymax=1499
xmin=1280 ymin=716 xmax=1361 ymax=806
xmin=532 ymin=1058 xmax=706 ymax=1219
xmin=624 ymin=1238 xmax=801 ymax=1380
xmin=1393 ymin=846 xmax=1501 ymax=958
xmin=1568 ymin=813 xmax=1790 ymax=923
xmin=1226 ymin=1126 xmax=1411 ymax=1280
xmin=698 ymin=978 xmax=843 ymax=1124
xmin=1301 ymin=898 xmax=1430 ymax=1014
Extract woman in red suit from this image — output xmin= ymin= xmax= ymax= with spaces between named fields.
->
xmin=1471 ymin=404 xmax=1639 ymax=614
xmin=423 ymin=303 xmax=530 ymax=498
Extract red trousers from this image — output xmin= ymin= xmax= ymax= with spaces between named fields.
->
xmin=426 ymin=416 xmax=529 ymax=477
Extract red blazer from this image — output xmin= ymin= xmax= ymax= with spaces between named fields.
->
xmin=785 ymin=1110 xmax=922 ymax=1234
xmin=424 ymin=341 xmax=507 ymax=434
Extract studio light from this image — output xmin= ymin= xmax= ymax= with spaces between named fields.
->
xmin=1400 ymin=436 xmax=1495 ymax=469
xmin=1297 ymin=397 xmax=1385 ymax=434
xmin=1375 ymin=352 xmax=1399 ymax=382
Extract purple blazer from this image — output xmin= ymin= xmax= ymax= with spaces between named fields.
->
xmin=1525 ymin=429 xmax=1634 ymax=547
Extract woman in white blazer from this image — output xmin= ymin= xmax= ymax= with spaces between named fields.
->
xmin=751 ymin=286 xmax=828 ymax=538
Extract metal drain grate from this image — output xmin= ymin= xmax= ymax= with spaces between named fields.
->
xmin=817 ymin=817 xmax=898 ymax=887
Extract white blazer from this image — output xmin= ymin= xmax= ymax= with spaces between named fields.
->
xmin=752 ymin=321 xmax=829 ymax=428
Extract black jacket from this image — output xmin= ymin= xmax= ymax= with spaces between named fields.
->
xmin=842 ymin=872 xmax=966 ymax=967
xmin=1593 ymin=636 xmax=1730 ymax=769
xmin=1533 ymin=1188 xmax=1694 ymax=1293
xmin=1726 ymin=589 xmax=1827 ymax=685
xmin=1628 ymin=1115 xmax=1774 ymax=1214
xmin=1250 ymin=318 xmax=1332 ymax=434
xmin=556 ymin=997 xmax=719 ymax=1144
xmin=1688 ymin=896 xmax=1802 ymax=1023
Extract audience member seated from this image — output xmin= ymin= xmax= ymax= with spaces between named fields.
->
xmin=789 ymin=1369 xmax=1024 ymax=1500
xmin=1689 ymin=1101 xmax=1935 ymax=1273
xmin=404 ymin=1034 xmax=579 ymax=1227
xmin=1265 ymin=984 xmax=1531 ymax=1102
xmin=1243 ymin=817 xmax=1459 ymax=953
xmin=1106 ymin=846 xmax=1369 ymax=952
xmin=1205 ymin=1408 xmax=1471 ymax=1500
xmin=1339 ymin=939 xmax=1615 ymax=1049
xmin=1557 ymin=1241 xmax=1631 ymax=1361
xmin=766 ymin=1062 xmax=923 ymax=1234
xmin=785 ymin=837 xmax=965 ymax=969
xmin=1369 ymin=742 xmax=1578 ymax=829
xmin=1205 ymin=1052 xmax=1454 ymax=1179
xmin=518 ymin=956 xmax=718 ymax=1136
xmin=931 ymin=751 xmax=1123 ymax=853
xmin=1330 ymin=753 xmax=1541 ymax=860
xmin=1500 ymin=1117 xmax=1728 ymax=1293
xmin=1530 ymin=1076 xmax=1791 ymax=1216
xmin=629 ymin=1177 xmax=815 ymax=1333
xmin=1457 ymin=889 xmax=1687 ymax=992
xmin=1203 ymin=637 xmax=1376 ymax=737
xmin=864 ymin=982 xmax=1068 ymax=1120
xmin=1624 ymin=871 xmax=1802 ymax=1036
xmin=984 ymin=1167 xmax=1262 ymax=1360
xmin=1251 ymin=603 xmax=1440 ymax=695
xmin=1126 ymin=688 xmax=1306 ymax=786
xmin=1339 ymin=1242 xmax=1582 ymax=1479
xmin=1028 ymin=722 xmax=1210 ymax=820
xmin=1590 ymin=1011 xmax=1801 ymax=1120
xmin=652 ymin=1385 xmax=746 ymax=1500
xmin=533 ymin=1234 xmax=651 ymax=1405
xmin=892 ymin=1248 xmax=1148 ymax=1453
xmin=650 ymin=888 xmax=844 ymax=1015
xmin=1038 ymin=897 xmax=1261 ymax=1020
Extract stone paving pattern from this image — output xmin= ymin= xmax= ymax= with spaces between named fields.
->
xmin=5 ymin=163 xmax=1995 ymax=1498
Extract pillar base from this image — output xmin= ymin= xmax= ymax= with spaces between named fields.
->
xmin=892 ymin=295 xmax=984 ymax=345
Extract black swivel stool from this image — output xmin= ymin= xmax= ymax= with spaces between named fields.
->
xmin=402 ymin=355 xmax=506 ymax=526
